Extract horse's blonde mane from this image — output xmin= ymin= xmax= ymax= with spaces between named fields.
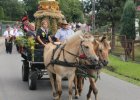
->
xmin=66 ymin=30 xmax=94 ymax=45
xmin=66 ymin=30 xmax=84 ymax=45
xmin=103 ymin=40 xmax=111 ymax=49
xmin=98 ymin=38 xmax=111 ymax=50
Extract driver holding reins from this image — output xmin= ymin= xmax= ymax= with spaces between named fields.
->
xmin=55 ymin=19 xmax=74 ymax=42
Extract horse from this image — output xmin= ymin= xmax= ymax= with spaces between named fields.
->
xmin=74 ymin=35 xmax=111 ymax=100
xmin=43 ymin=31 xmax=99 ymax=100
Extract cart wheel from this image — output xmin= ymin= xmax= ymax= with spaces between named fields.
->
xmin=28 ymin=71 xmax=37 ymax=90
xmin=22 ymin=61 xmax=29 ymax=81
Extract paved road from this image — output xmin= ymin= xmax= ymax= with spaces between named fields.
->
xmin=0 ymin=41 xmax=140 ymax=100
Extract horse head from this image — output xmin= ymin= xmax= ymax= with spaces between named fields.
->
xmin=96 ymin=35 xmax=111 ymax=66
xmin=79 ymin=34 xmax=99 ymax=65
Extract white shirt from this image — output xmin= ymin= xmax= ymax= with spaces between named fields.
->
xmin=55 ymin=28 xmax=74 ymax=42
xmin=3 ymin=29 xmax=14 ymax=38
xmin=15 ymin=30 xmax=24 ymax=37
xmin=13 ymin=28 xmax=18 ymax=36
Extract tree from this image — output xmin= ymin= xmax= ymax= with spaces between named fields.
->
xmin=0 ymin=6 xmax=4 ymax=20
xmin=120 ymin=0 xmax=136 ymax=57
xmin=23 ymin=0 xmax=84 ymax=22
xmin=83 ymin=0 xmax=126 ymax=49
xmin=58 ymin=0 xmax=84 ymax=22
xmin=23 ymin=0 xmax=39 ymax=21
xmin=120 ymin=0 xmax=136 ymax=40
xmin=0 ymin=0 xmax=25 ymax=20
xmin=83 ymin=0 xmax=92 ymax=14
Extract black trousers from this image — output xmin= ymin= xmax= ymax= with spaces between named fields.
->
xmin=5 ymin=39 xmax=13 ymax=53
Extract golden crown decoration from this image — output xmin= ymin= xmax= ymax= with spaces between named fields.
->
xmin=38 ymin=0 xmax=59 ymax=11
xmin=34 ymin=0 xmax=64 ymax=34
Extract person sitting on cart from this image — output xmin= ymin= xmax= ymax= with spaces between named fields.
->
xmin=36 ymin=18 xmax=52 ymax=48
xmin=21 ymin=15 xmax=30 ymax=33
xmin=54 ymin=19 xmax=74 ymax=42
xmin=26 ymin=23 xmax=36 ymax=38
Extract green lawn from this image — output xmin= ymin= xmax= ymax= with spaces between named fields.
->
xmin=106 ymin=55 xmax=140 ymax=81
xmin=102 ymin=69 xmax=140 ymax=86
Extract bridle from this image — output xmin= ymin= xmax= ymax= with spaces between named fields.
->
xmin=48 ymin=40 xmax=98 ymax=68
xmin=46 ymin=38 xmax=102 ymax=79
xmin=95 ymin=42 xmax=109 ymax=67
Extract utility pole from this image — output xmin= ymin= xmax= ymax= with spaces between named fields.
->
xmin=92 ymin=0 xmax=95 ymax=33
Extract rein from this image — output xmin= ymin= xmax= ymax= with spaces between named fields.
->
xmin=48 ymin=43 xmax=80 ymax=67
xmin=47 ymin=41 xmax=96 ymax=68
xmin=47 ymin=44 xmax=77 ymax=67
xmin=46 ymin=41 xmax=101 ymax=78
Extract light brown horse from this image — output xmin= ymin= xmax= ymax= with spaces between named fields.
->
xmin=44 ymin=31 xmax=99 ymax=100
xmin=74 ymin=35 xmax=111 ymax=100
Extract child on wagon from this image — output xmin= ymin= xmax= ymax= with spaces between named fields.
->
xmin=36 ymin=18 xmax=52 ymax=48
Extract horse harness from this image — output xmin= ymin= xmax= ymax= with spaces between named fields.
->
xmin=48 ymin=44 xmax=77 ymax=67
xmin=46 ymin=41 xmax=101 ymax=79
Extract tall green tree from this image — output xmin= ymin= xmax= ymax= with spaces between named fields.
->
xmin=0 ymin=0 xmax=25 ymax=20
xmin=83 ymin=0 xmax=126 ymax=26
xmin=58 ymin=0 xmax=84 ymax=22
xmin=83 ymin=0 xmax=126 ymax=49
xmin=23 ymin=0 xmax=39 ymax=21
xmin=120 ymin=0 xmax=136 ymax=40
xmin=0 ymin=6 xmax=4 ymax=20
xmin=120 ymin=0 xmax=136 ymax=56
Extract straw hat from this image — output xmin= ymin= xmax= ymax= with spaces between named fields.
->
xmin=61 ymin=20 xmax=68 ymax=25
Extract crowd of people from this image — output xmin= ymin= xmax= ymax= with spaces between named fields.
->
xmin=69 ymin=22 xmax=91 ymax=32
xmin=2 ymin=15 xmax=92 ymax=54
xmin=3 ymin=23 xmax=23 ymax=54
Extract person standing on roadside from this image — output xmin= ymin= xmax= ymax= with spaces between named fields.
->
xmin=3 ymin=25 xmax=14 ymax=54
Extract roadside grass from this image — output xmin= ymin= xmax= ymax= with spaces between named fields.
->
xmin=103 ymin=54 xmax=140 ymax=86
xmin=102 ymin=69 xmax=140 ymax=86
